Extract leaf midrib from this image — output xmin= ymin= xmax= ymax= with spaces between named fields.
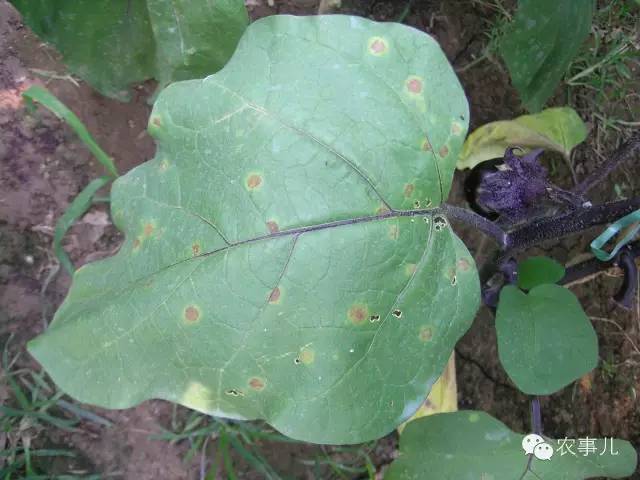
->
xmin=66 ymin=207 xmax=443 ymax=318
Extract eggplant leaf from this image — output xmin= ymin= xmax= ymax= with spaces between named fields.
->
xmin=457 ymin=107 xmax=587 ymax=170
xmin=496 ymin=285 xmax=598 ymax=395
xmin=517 ymin=256 xmax=565 ymax=290
xmin=10 ymin=0 xmax=248 ymax=101
xmin=28 ymin=16 xmax=479 ymax=444
xmin=386 ymin=411 xmax=637 ymax=479
xmin=500 ymin=0 xmax=593 ymax=112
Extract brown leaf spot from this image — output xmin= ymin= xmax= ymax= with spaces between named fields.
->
xmin=268 ymin=287 xmax=281 ymax=304
xmin=457 ymin=258 xmax=471 ymax=272
xmin=246 ymin=174 xmax=262 ymax=190
xmin=151 ymin=116 xmax=162 ymax=127
xmin=132 ymin=238 xmax=141 ymax=250
xmin=249 ymin=377 xmax=265 ymax=391
xmin=419 ymin=326 xmax=433 ymax=342
xmin=439 ymin=145 xmax=449 ymax=158
xmin=377 ymin=205 xmax=391 ymax=215
xmin=297 ymin=348 xmax=315 ymax=365
xmin=143 ymin=223 xmax=155 ymax=236
xmin=266 ymin=220 xmax=279 ymax=233
xmin=192 ymin=243 xmax=201 ymax=256
xmin=388 ymin=224 xmax=399 ymax=240
xmin=348 ymin=304 xmax=368 ymax=325
xmin=405 ymin=263 xmax=417 ymax=276
xmin=403 ymin=183 xmax=415 ymax=198
xmin=369 ymin=38 xmax=387 ymax=55
xmin=406 ymin=77 xmax=423 ymax=94
xmin=421 ymin=139 xmax=432 ymax=151
xmin=451 ymin=122 xmax=463 ymax=135
xmin=184 ymin=305 xmax=200 ymax=323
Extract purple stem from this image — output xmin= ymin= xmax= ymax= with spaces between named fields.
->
xmin=505 ymin=197 xmax=640 ymax=252
xmin=573 ymin=134 xmax=640 ymax=196
xmin=531 ymin=397 xmax=542 ymax=435
xmin=614 ymin=249 xmax=638 ymax=310
xmin=560 ymin=240 xmax=640 ymax=286
xmin=438 ymin=204 xmax=508 ymax=246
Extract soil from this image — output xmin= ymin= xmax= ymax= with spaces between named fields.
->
xmin=1 ymin=0 xmax=638 ymax=479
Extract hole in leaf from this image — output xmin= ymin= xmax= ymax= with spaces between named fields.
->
xmin=434 ymin=216 xmax=448 ymax=231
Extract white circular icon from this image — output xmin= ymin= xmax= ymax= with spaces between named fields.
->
xmin=522 ymin=433 xmax=544 ymax=455
xmin=533 ymin=442 xmax=554 ymax=461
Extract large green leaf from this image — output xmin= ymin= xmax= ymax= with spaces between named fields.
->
xmin=10 ymin=0 xmax=248 ymax=101
xmin=457 ymin=107 xmax=587 ymax=170
xmin=500 ymin=0 xmax=594 ymax=112
xmin=385 ymin=411 xmax=637 ymax=479
xmin=496 ymin=285 xmax=598 ymax=395
xmin=28 ymin=16 xmax=479 ymax=444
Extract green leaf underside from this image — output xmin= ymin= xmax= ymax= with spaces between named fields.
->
xmin=501 ymin=0 xmax=593 ymax=112
xmin=28 ymin=15 xmax=479 ymax=444
xmin=517 ymin=256 xmax=565 ymax=290
xmin=10 ymin=0 xmax=248 ymax=100
xmin=385 ymin=411 xmax=637 ymax=479
xmin=496 ymin=285 xmax=597 ymax=395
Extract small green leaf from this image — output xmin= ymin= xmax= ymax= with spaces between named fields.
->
xmin=457 ymin=107 xmax=587 ymax=170
xmin=27 ymin=16 xmax=479 ymax=444
xmin=517 ymin=256 xmax=566 ymax=290
xmin=496 ymin=285 xmax=598 ymax=395
xmin=10 ymin=0 xmax=248 ymax=101
xmin=500 ymin=0 xmax=594 ymax=112
xmin=385 ymin=411 xmax=637 ymax=480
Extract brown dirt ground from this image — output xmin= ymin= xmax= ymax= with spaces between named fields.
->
xmin=1 ymin=0 xmax=638 ymax=479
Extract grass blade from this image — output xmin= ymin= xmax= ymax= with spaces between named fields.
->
xmin=219 ymin=431 xmax=238 ymax=480
xmin=54 ymin=175 xmax=112 ymax=274
xmin=227 ymin=435 xmax=282 ymax=480
xmin=22 ymin=86 xmax=118 ymax=178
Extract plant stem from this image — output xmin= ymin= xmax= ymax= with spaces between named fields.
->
xmin=560 ymin=240 xmax=640 ymax=286
xmin=573 ymin=134 xmax=640 ymax=196
xmin=505 ymin=197 xmax=640 ymax=252
xmin=613 ymin=249 xmax=638 ymax=310
xmin=531 ymin=397 xmax=542 ymax=435
xmin=441 ymin=197 xmax=640 ymax=253
xmin=438 ymin=204 xmax=508 ymax=247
